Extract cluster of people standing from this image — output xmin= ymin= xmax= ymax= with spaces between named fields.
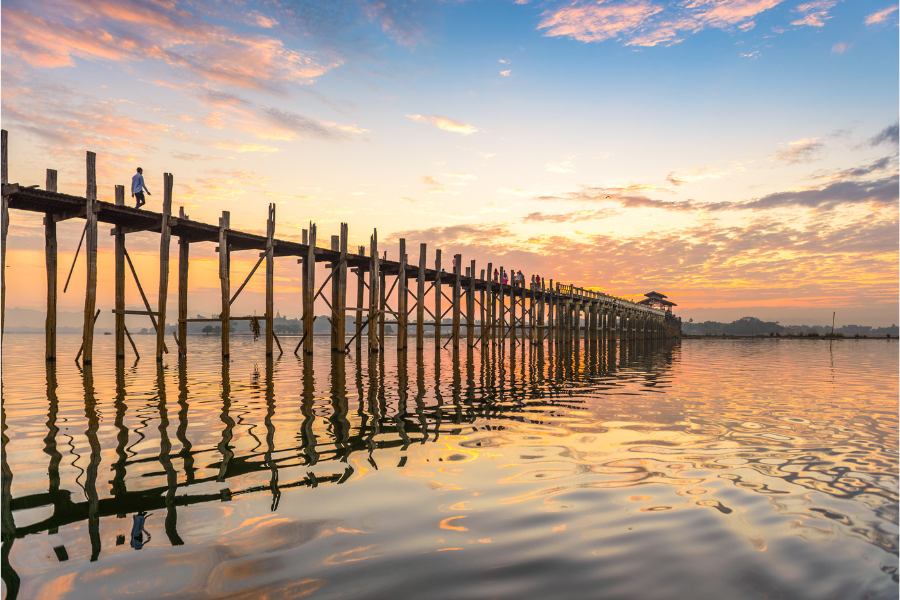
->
xmin=493 ymin=267 xmax=545 ymax=290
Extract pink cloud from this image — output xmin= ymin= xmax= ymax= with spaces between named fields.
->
xmin=538 ymin=1 xmax=663 ymax=43
xmin=865 ymin=5 xmax=898 ymax=26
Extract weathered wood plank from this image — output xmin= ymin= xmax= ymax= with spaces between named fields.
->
xmin=219 ymin=211 xmax=231 ymax=359
xmin=156 ymin=173 xmax=173 ymax=362
xmin=82 ymin=151 xmax=98 ymax=364
xmin=114 ymin=185 xmax=125 ymax=360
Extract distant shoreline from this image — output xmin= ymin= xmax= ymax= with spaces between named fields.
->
xmin=682 ymin=334 xmax=895 ymax=340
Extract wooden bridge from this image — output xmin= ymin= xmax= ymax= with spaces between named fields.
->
xmin=0 ymin=129 xmax=676 ymax=364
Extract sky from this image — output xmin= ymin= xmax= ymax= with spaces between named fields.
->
xmin=2 ymin=0 xmax=898 ymax=327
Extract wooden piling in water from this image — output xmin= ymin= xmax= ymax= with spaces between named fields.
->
xmin=114 ymin=185 xmax=125 ymax=360
xmin=451 ymin=254 xmax=461 ymax=351
xmin=355 ymin=245 xmax=365 ymax=351
xmin=397 ymin=238 xmax=407 ymax=352
xmin=218 ymin=211 xmax=231 ymax=359
xmin=302 ymin=223 xmax=316 ymax=355
xmin=45 ymin=170 xmax=58 ymax=361
xmin=466 ymin=260 xmax=475 ymax=347
xmin=156 ymin=173 xmax=173 ymax=362
xmin=82 ymin=151 xmax=98 ymax=365
xmin=177 ymin=206 xmax=189 ymax=360
xmin=331 ymin=223 xmax=348 ymax=353
xmin=433 ymin=249 xmax=442 ymax=344
xmin=1 ymin=129 xmax=7 ymax=338
xmin=416 ymin=243 xmax=426 ymax=350
xmin=368 ymin=230 xmax=380 ymax=353
xmin=265 ymin=204 xmax=276 ymax=357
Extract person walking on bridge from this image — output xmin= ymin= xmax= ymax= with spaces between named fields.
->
xmin=131 ymin=167 xmax=151 ymax=209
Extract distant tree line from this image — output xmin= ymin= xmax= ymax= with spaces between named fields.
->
xmin=682 ymin=316 xmax=898 ymax=338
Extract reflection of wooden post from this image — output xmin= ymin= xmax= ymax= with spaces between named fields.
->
xmin=114 ymin=185 xmax=125 ymax=360
xmin=45 ymin=170 xmax=58 ymax=361
xmin=219 ymin=211 xmax=231 ymax=359
xmin=82 ymin=151 xmax=98 ymax=365
xmin=416 ymin=243 xmax=426 ymax=350
xmin=368 ymin=230 xmax=379 ymax=353
xmin=156 ymin=173 xmax=173 ymax=362
xmin=433 ymin=249 xmax=442 ymax=344
xmin=177 ymin=207 xmax=189 ymax=359
xmin=331 ymin=223 xmax=347 ymax=353
xmin=265 ymin=203 xmax=276 ymax=357
xmin=302 ymin=223 xmax=316 ymax=355
xmin=451 ymin=254 xmax=461 ymax=351
xmin=397 ymin=238 xmax=407 ymax=352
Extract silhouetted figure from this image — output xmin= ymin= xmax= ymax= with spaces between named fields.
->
xmin=131 ymin=167 xmax=151 ymax=209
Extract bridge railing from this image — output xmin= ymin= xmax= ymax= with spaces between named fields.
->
xmin=554 ymin=283 xmax=666 ymax=317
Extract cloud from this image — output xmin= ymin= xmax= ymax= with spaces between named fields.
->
xmin=213 ymin=141 xmax=279 ymax=153
xmin=870 ymin=123 xmax=899 ymax=146
xmin=736 ymin=176 xmax=898 ymax=210
xmin=261 ymin=107 xmax=368 ymax=140
xmin=499 ymin=69 xmax=512 ymax=77
xmin=774 ymin=137 xmax=824 ymax=164
xmin=831 ymin=41 xmax=850 ymax=54
xmin=865 ymin=5 xmax=898 ymax=25
xmin=2 ymin=2 xmax=339 ymax=91
xmin=406 ymin=114 xmax=479 ymax=135
xmin=791 ymin=0 xmax=836 ymax=27
xmin=537 ymin=0 xmax=783 ymax=48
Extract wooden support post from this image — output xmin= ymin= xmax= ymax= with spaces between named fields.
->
xmin=45 ymin=170 xmax=59 ymax=361
xmin=416 ymin=243 xmax=426 ymax=350
xmin=479 ymin=268 xmax=485 ymax=343
xmin=265 ymin=203 xmax=276 ymax=357
xmin=156 ymin=173 xmax=173 ymax=362
xmin=520 ymin=285 xmax=527 ymax=342
xmin=396 ymin=238 xmax=407 ymax=352
xmin=114 ymin=185 xmax=125 ymax=360
xmin=302 ymin=223 xmax=316 ymax=355
xmin=451 ymin=254 xmax=461 ymax=350
xmin=433 ymin=249 xmax=442 ymax=343
xmin=466 ymin=260 xmax=475 ymax=347
xmin=177 ymin=207 xmax=189 ymax=360
xmin=0 ymin=129 xmax=7 ymax=338
xmin=378 ymin=255 xmax=386 ymax=349
xmin=368 ymin=230 xmax=380 ymax=353
xmin=81 ymin=151 xmax=98 ymax=364
xmin=219 ymin=211 xmax=231 ymax=359
xmin=330 ymin=225 xmax=348 ymax=353
xmin=356 ymin=245 xmax=365 ymax=350
xmin=485 ymin=262 xmax=493 ymax=342
xmin=510 ymin=275 xmax=517 ymax=343
xmin=499 ymin=272 xmax=506 ymax=344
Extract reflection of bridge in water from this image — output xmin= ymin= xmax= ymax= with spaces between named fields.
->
xmin=0 ymin=336 xmax=676 ymax=593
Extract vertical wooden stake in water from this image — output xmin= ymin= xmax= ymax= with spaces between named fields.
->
xmin=368 ymin=230 xmax=380 ymax=353
xmin=466 ymin=260 xmax=475 ymax=347
xmin=265 ymin=203 xmax=276 ymax=357
xmin=156 ymin=173 xmax=173 ymax=362
xmin=479 ymin=268 xmax=485 ymax=343
xmin=177 ymin=207 xmax=189 ymax=360
xmin=397 ymin=238 xmax=407 ymax=352
xmin=433 ymin=249 xmax=442 ymax=344
xmin=82 ymin=151 xmax=98 ymax=365
xmin=378 ymin=256 xmax=386 ymax=349
xmin=0 ymin=129 xmax=7 ymax=338
xmin=416 ymin=243 xmax=426 ymax=350
xmin=451 ymin=254 xmax=461 ymax=350
xmin=485 ymin=262 xmax=493 ymax=341
xmin=219 ymin=211 xmax=231 ymax=359
xmin=114 ymin=185 xmax=125 ymax=360
xmin=44 ymin=169 xmax=59 ymax=361
xmin=356 ymin=245 xmax=365 ymax=350
xmin=303 ymin=223 xmax=316 ymax=355
xmin=336 ymin=223 xmax=348 ymax=351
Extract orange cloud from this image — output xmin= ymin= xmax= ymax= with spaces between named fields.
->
xmin=865 ymin=5 xmax=898 ymax=25
xmin=406 ymin=114 xmax=479 ymax=135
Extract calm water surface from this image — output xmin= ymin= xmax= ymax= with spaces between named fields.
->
xmin=1 ymin=334 xmax=897 ymax=599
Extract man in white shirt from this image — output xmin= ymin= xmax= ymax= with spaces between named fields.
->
xmin=131 ymin=167 xmax=151 ymax=208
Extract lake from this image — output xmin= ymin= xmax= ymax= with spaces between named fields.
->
xmin=1 ymin=334 xmax=897 ymax=599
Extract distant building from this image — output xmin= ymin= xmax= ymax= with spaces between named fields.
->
xmin=638 ymin=291 xmax=676 ymax=314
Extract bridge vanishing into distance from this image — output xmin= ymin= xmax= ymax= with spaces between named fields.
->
xmin=0 ymin=129 xmax=679 ymax=366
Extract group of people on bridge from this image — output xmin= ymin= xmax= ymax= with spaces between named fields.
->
xmin=494 ymin=267 xmax=545 ymax=291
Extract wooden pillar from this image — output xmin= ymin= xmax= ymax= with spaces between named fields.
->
xmin=520 ymin=285 xmax=527 ymax=343
xmin=416 ymin=243 xmax=426 ymax=350
xmin=433 ymin=249 xmax=442 ymax=344
xmin=219 ymin=211 xmax=231 ymax=359
xmin=82 ymin=151 xmax=98 ymax=365
xmin=485 ymin=262 xmax=493 ymax=342
xmin=45 ymin=170 xmax=59 ymax=361
xmin=466 ymin=260 xmax=475 ymax=347
xmin=355 ymin=245 xmax=365 ymax=350
xmin=396 ymin=238 xmax=407 ymax=352
xmin=177 ymin=207 xmax=189 ymax=360
xmin=265 ymin=203 xmax=276 ymax=357
xmin=1 ymin=129 xmax=7 ymax=338
xmin=368 ymin=230 xmax=380 ymax=353
xmin=451 ymin=254 xmax=461 ymax=350
xmin=114 ymin=184 xmax=125 ymax=360
xmin=156 ymin=173 xmax=173 ymax=362
xmin=302 ymin=223 xmax=316 ymax=355
xmin=510 ymin=275 xmax=517 ymax=343
xmin=479 ymin=268 xmax=485 ymax=344
xmin=498 ymin=272 xmax=506 ymax=344
xmin=378 ymin=254 xmax=386 ymax=349
xmin=330 ymin=223 xmax=347 ymax=353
